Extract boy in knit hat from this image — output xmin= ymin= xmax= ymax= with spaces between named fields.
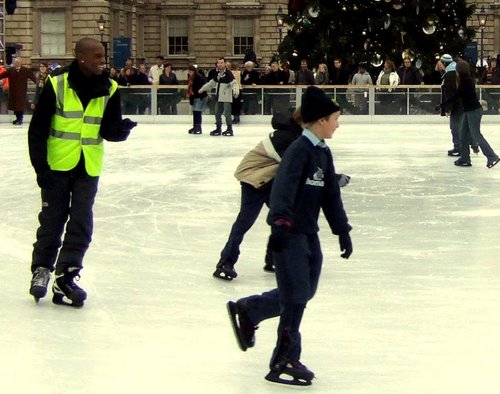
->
xmin=226 ymin=86 xmax=352 ymax=386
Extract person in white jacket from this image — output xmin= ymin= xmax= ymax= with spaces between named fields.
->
xmin=199 ymin=57 xmax=236 ymax=136
xmin=376 ymin=59 xmax=400 ymax=114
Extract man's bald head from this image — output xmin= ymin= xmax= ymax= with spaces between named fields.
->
xmin=75 ymin=37 xmax=102 ymax=56
xmin=75 ymin=37 xmax=105 ymax=76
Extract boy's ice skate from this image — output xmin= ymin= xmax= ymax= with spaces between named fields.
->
xmin=29 ymin=267 xmax=51 ymax=302
xmin=265 ymin=358 xmax=314 ymax=386
xmin=226 ymin=300 xmax=257 ymax=351
xmin=52 ymin=267 xmax=87 ymax=307
xmin=213 ymin=260 xmax=237 ymax=281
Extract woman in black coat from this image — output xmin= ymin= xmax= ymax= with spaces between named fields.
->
xmin=186 ymin=65 xmax=208 ymax=134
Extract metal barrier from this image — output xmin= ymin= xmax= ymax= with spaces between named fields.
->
xmin=10 ymin=84 xmax=500 ymax=117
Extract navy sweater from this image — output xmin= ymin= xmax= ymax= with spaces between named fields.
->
xmin=267 ymin=135 xmax=351 ymax=235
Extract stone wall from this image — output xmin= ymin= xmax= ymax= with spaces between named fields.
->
xmin=3 ymin=0 xmax=499 ymax=70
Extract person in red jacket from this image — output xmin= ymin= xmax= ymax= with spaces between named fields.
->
xmin=0 ymin=57 xmax=36 ymax=125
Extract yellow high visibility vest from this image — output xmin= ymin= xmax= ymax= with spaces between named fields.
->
xmin=47 ymin=73 xmax=118 ymax=176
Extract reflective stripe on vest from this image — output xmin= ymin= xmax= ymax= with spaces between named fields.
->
xmin=47 ymin=73 xmax=118 ymax=176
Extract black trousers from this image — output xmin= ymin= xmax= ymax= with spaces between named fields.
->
xmin=31 ymin=170 xmax=99 ymax=274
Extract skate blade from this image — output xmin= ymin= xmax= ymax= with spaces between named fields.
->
xmin=265 ymin=370 xmax=312 ymax=386
xmin=226 ymin=301 xmax=247 ymax=351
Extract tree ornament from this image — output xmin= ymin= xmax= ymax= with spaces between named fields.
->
xmin=371 ymin=53 xmax=383 ymax=67
xmin=308 ymin=7 xmax=319 ymax=18
xmin=393 ymin=0 xmax=404 ymax=10
xmin=422 ymin=17 xmax=437 ymax=35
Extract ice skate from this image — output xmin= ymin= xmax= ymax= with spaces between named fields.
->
xmin=263 ymin=250 xmax=275 ymax=273
xmin=222 ymin=127 xmax=233 ymax=136
xmin=52 ymin=267 xmax=87 ymax=307
xmin=447 ymin=148 xmax=460 ymax=157
xmin=29 ymin=267 xmax=51 ymax=302
xmin=265 ymin=358 xmax=314 ymax=386
xmin=226 ymin=300 xmax=257 ymax=351
xmin=487 ymin=158 xmax=500 ymax=169
xmin=210 ymin=125 xmax=222 ymax=136
xmin=188 ymin=125 xmax=202 ymax=135
xmin=213 ymin=260 xmax=237 ymax=281
xmin=454 ymin=159 xmax=471 ymax=167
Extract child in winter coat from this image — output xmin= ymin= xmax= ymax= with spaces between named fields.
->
xmin=226 ymin=86 xmax=352 ymax=386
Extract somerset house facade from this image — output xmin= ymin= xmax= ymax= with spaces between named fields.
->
xmin=1 ymin=0 xmax=499 ymax=70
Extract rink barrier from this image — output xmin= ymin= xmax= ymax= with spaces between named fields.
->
xmin=1 ymin=85 xmax=498 ymax=124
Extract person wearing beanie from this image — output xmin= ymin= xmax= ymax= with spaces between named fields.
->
xmin=440 ymin=60 xmax=499 ymax=168
xmin=213 ymin=112 xmax=351 ymax=280
xmin=440 ymin=54 xmax=453 ymax=66
xmin=226 ymin=86 xmax=352 ymax=386
xmin=438 ymin=54 xmax=479 ymax=156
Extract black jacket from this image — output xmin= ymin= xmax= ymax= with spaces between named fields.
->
xmin=441 ymin=73 xmax=482 ymax=113
xmin=28 ymin=60 xmax=128 ymax=174
xmin=270 ymin=112 xmax=303 ymax=157
xmin=267 ymin=135 xmax=351 ymax=235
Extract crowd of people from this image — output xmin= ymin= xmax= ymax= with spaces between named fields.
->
xmin=102 ymin=52 xmax=500 ymax=117
xmin=0 ymin=52 xmax=499 ymax=121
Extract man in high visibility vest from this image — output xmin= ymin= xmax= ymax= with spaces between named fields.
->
xmin=27 ymin=37 xmax=137 ymax=307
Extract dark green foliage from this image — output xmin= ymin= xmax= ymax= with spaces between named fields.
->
xmin=280 ymin=0 xmax=476 ymax=75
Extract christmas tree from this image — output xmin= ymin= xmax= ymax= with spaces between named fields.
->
xmin=281 ymin=0 xmax=476 ymax=76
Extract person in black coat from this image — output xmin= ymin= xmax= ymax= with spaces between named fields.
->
xmin=214 ymin=112 xmax=350 ymax=281
xmin=241 ymin=61 xmax=260 ymax=115
xmin=187 ymin=65 xmax=208 ymax=134
xmin=440 ymin=60 xmax=499 ymax=168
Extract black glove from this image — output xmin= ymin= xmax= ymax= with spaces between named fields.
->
xmin=337 ymin=173 xmax=351 ymax=188
xmin=121 ymin=118 xmax=137 ymax=132
xmin=267 ymin=218 xmax=292 ymax=253
xmin=339 ymin=232 xmax=352 ymax=259
xmin=36 ymin=169 xmax=55 ymax=189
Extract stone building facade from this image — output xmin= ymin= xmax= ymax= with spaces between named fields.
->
xmin=2 ymin=0 xmax=500 ymax=70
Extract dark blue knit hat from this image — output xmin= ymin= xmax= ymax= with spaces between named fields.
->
xmin=301 ymin=86 xmax=340 ymax=123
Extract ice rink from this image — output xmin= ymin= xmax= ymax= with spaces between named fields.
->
xmin=1 ymin=116 xmax=499 ymax=394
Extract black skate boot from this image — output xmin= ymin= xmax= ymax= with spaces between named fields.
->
xmin=52 ymin=267 xmax=87 ymax=307
xmin=263 ymin=249 xmax=275 ymax=273
xmin=265 ymin=357 xmax=314 ymax=386
xmin=210 ymin=124 xmax=222 ymax=136
xmin=29 ymin=267 xmax=51 ymax=302
xmin=188 ymin=124 xmax=202 ymax=134
xmin=447 ymin=148 xmax=460 ymax=157
xmin=213 ymin=260 xmax=237 ymax=280
xmin=227 ymin=299 xmax=257 ymax=351
xmin=222 ymin=125 xmax=233 ymax=136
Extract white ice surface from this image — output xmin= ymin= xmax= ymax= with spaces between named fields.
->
xmin=0 ymin=118 xmax=499 ymax=394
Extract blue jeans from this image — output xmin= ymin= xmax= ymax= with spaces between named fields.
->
xmin=449 ymin=112 xmax=462 ymax=149
xmin=459 ymin=108 xmax=498 ymax=163
xmin=219 ymin=182 xmax=271 ymax=265
xmin=215 ymin=101 xmax=232 ymax=127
